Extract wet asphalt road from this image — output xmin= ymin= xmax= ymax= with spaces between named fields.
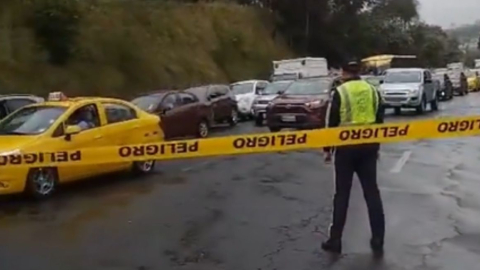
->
xmin=2 ymin=94 xmax=480 ymax=270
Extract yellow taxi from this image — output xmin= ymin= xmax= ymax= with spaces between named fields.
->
xmin=467 ymin=70 xmax=480 ymax=92
xmin=0 ymin=92 xmax=164 ymax=199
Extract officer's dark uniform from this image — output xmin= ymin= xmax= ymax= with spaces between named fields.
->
xmin=322 ymin=62 xmax=385 ymax=255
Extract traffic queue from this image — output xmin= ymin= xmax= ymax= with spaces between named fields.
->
xmin=0 ymin=56 xmax=479 ymax=199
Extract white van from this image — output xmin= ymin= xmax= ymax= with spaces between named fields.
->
xmin=271 ymin=57 xmax=328 ymax=81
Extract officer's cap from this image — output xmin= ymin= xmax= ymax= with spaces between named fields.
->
xmin=342 ymin=60 xmax=360 ymax=74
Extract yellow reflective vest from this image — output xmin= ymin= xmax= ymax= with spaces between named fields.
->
xmin=337 ymin=80 xmax=379 ymax=126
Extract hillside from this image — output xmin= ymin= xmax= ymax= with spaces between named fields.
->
xmin=447 ymin=21 xmax=480 ymax=47
xmin=0 ymin=0 xmax=291 ymax=97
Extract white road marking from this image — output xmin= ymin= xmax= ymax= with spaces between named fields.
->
xmin=390 ymin=150 xmax=412 ymax=173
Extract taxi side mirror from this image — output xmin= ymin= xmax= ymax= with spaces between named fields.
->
xmin=65 ymin=125 xmax=81 ymax=135
xmin=65 ymin=125 xmax=81 ymax=141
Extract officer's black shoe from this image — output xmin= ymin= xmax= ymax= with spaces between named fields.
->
xmin=321 ymin=238 xmax=342 ymax=254
xmin=370 ymin=238 xmax=384 ymax=256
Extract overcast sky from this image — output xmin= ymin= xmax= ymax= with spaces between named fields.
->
xmin=418 ymin=0 xmax=480 ymax=28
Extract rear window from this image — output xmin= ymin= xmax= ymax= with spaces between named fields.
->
xmin=231 ymin=83 xmax=254 ymax=95
xmin=131 ymin=95 xmax=162 ymax=112
xmin=284 ymin=78 xmax=331 ymax=95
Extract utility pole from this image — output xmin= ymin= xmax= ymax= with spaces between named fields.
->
xmin=305 ymin=0 xmax=310 ymax=55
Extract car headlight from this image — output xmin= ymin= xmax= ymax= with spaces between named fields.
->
xmin=0 ymin=149 xmax=21 ymax=156
xmin=305 ymin=100 xmax=323 ymax=109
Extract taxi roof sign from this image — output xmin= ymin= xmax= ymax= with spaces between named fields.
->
xmin=48 ymin=92 xmax=68 ymax=101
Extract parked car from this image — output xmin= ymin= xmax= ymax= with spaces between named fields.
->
xmin=265 ymin=77 xmax=334 ymax=132
xmin=466 ymin=70 xmax=480 ymax=92
xmin=0 ymin=94 xmax=44 ymax=120
xmin=432 ymin=73 xmax=453 ymax=101
xmin=0 ymin=92 xmax=162 ymax=199
xmin=251 ymin=80 xmax=293 ymax=126
xmin=131 ymin=90 xmax=212 ymax=139
xmin=379 ymin=68 xmax=439 ymax=115
xmin=230 ymin=80 xmax=269 ymax=120
xmin=185 ymin=84 xmax=238 ymax=127
xmin=447 ymin=70 xmax=468 ymax=96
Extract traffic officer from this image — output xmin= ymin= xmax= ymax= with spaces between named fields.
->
xmin=322 ymin=61 xmax=385 ymax=255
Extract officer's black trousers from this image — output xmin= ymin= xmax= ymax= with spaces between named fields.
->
xmin=329 ymin=146 xmax=385 ymax=241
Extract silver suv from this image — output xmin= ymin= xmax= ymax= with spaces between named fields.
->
xmin=251 ymin=80 xmax=293 ymax=126
xmin=379 ymin=68 xmax=439 ymax=115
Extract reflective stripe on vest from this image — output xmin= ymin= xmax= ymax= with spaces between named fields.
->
xmin=337 ymin=81 xmax=379 ymax=126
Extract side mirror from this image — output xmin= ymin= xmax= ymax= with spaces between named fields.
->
xmin=65 ymin=125 xmax=81 ymax=135
xmin=64 ymin=125 xmax=81 ymax=141
xmin=277 ymin=90 xmax=285 ymax=95
xmin=161 ymin=103 xmax=174 ymax=114
xmin=379 ymin=80 xmax=384 ymax=84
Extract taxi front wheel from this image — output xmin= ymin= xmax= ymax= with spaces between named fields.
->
xmin=25 ymin=167 xmax=58 ymax=199
xmin=132 ymin=160 xmax=156 ymax=175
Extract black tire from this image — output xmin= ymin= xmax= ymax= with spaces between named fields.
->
xmin=430 ymin=96 xmax=439 ymax=111
xmin=269 ymin=126 xmax=281 ymax=132
xmin=228 ymin=108 xmax=238 ymax=127
xmin=25 ymin=167 xmax=58 ymax=200
xmin=196 ymin=119 xmax=209 ymax=138
xmin=394 ymin=107 xmax=401 ymax=115
xmin=132 ymin=160 xmax=156 ymax=175
xmin=416 ymin=96 xmax=426 ymax=114
xmin=254 ymin=116 xmax=263 ymax=126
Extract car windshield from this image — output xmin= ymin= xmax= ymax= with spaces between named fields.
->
xmin=262 ymin=81 xmax=292 ymax=95
xmin=231 ymin=83 xmax=254 ymax=95
xmin=0 ymin=106 xmax=66 ymax=135
xmin=131 ymin=95 xmax=162 ymax=112
xmin=384 ymin=71 xmax=422 ymax=83
xmin=284 ymin=78 xmax=331 ymax=95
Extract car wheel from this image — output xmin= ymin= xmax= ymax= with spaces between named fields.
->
xmin=132 ymin=160 xmax=156 ymax=175
xmin=254 ymin=116 xmax=263 ymax=126
xmin=269 ymin=126 xmax=281 ymax=132
xmin=25 ymin=167 xmax=58 ymax=199
xmin=197 ymin=120 xmax=209 ymax=138
xmin=416 ymin=96 xmax=426 ymax=114
xmin=430 ymin=96 xmax=439 ymax=111
xmin=228 ymin=108 xmax=238 ymax=127
xmin=394 ymin=107 xmax=401 ymax=115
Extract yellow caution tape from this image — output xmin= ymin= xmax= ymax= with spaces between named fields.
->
xmin=1 ymin=116 xmax=480 ymax=167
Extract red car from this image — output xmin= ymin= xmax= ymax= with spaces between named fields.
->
xmin=185 ymin=84 xmax=238 ymax=127
xmin=131 ymin=90 xmax=211 ymax=140
xmin=266 ymin=77 xmax=338 ymax=132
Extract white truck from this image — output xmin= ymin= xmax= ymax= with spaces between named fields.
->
xmin=475 ymin=59 xmax=480 ymax=69
xmin=271 ymin=57 xmax=328 ymax=81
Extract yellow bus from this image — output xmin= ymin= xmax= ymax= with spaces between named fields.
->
xmin=361 ymin=55 xmax=418 ymax=75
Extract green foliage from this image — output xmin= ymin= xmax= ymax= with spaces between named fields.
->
xmin=30 ymin=0 xmax=82 ymax=65
xmin=0 ymin=1 xmax=290 ymax=96
xmin=240 ymin=0 xmax=462 ymax=67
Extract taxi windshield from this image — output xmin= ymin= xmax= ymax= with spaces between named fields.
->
xmin=0 ymin=106 xmax=66 ymax=135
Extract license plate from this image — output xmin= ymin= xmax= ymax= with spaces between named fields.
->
xmin=281 ymin=115 xmax=296 ymax=122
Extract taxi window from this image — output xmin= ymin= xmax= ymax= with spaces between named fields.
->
xmin=65 ymin=104 xmax=101 ymax=132
xmin=0 ymin=106 xmax=66 ymax=135
xmin=103 ymin=103 xmax=137 ymax=124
